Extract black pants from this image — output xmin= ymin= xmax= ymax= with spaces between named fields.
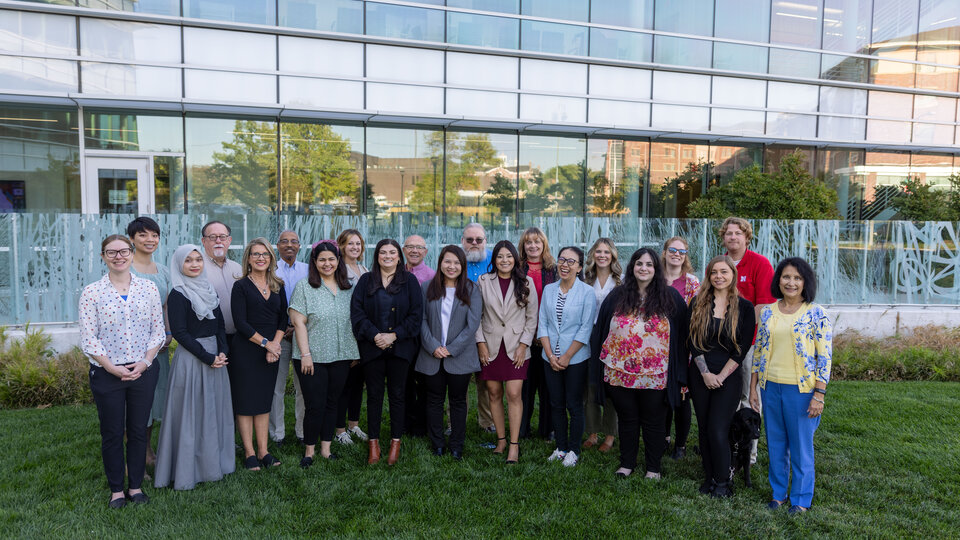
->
xmin=542 ymin=360 xmax=588 ymax=453
xmin=665 ymin=394 xmax=692 ymax=447
xmin=520 ymin=343 xmax=552 ymax=438
xmin=364 ymin=353 xmax=409 ymax=440
xmin=336 ymin=363 xmax=364 ymax=429
xmin=89 ymin=362 xmax=159 ymax=493
xmin=423 ymin=364 xmax=472 ymax=452
xmin=605 ymin=383 xmax=668 ymax=473
xmin=405 ymin=361 xmax=429 ymax=437
xmin=295 ymin=359 xmax=351 ymax=445
xmin=688 ymin=364 xmax=743 ymax=483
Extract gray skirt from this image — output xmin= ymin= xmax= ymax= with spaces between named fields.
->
xmin=154 ymin=336 xmax=235 ymax=490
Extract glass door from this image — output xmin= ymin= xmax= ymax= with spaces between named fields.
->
xmin=83 ymin=157 xmax=154 ymax=214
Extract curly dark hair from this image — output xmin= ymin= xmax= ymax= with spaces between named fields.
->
xmin=772 ymin=257 xmax=817 ymax=303
xmin=615 ymin=247 xmax=674 ymax=319
xmin=488 ymin=240 xmax=529 ymax=308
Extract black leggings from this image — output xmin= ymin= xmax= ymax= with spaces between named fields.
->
xmin=688 ymin=364 xmax=743 ymax=483
xmin=295 ymin=359 xmax=351 ymax=446
xmin=423 ymin=364 xmax=472 ymax=452
xmin=542 ymin=361 xmax=587 ymax=453
xmin=665 ymin=395 xmax=692 ymax=447
xmin=520 ymin=343 xmax=552 ymax=438
xmin=336 ymin=363 xmax=364 ymax=429
xmin=604 ymin=383 xmax=668 ymax=473
xmin=363 ymin=354 xmax=409 ymax=440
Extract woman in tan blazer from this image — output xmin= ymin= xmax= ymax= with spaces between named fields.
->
xmin=475 ymin=240 xmax=538 ymax=464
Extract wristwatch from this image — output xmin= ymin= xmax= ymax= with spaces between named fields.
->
xmin=260 ymin=338 xmax=268 ymax=348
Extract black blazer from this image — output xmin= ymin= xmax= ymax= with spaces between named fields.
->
xmin=589 ymin=285 xmax=689 ymax=409
xmin=687 ymin=296 xmax=756 ymax=371
xmin=350 ymin=271 xmax=424 ymax=363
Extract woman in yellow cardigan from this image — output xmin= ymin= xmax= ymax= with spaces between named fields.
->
xmin=748 ymin=257 xmax=831 ymax=516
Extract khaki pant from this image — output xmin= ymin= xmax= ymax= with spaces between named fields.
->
xmin=269 ymin=339 xmax=305 ymax=441
xmin=475 ymin=374 xmax=494 ymax=429
xmin=739 ymin=345 xmax=760 ymax=462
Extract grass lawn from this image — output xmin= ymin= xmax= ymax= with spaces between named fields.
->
xmin=1 ymin=381 xmax=958 ymax=538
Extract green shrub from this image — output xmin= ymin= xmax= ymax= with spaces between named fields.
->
xmin=0 ymin=326 xmax=92 ymax=409
xmin=832 ymin=326 xmax=960 ymax=382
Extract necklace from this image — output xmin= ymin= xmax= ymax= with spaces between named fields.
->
xmin=249 ymin=275 xmax=269 ymax=295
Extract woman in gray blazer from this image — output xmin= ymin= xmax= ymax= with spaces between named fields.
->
xmin=417 ymin=246 xmax=483 ymax=460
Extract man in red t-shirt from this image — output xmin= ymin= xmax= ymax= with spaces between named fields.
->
xmin=721 ymin=217 xmax=774 ymax=464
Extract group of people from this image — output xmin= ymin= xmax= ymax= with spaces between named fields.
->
xmin=80 ymin=216 xmax=831 ymax=516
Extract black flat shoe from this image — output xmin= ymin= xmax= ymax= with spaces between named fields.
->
xmin=260 ymin=453 xmax=281 ymax=468
xmin=300 ymin=456 xmax=314 ymax=468
xmin=108 ymin=496 xmax=126 ymax=509
xmin=126 ymin=491 xmax=149 ymax=504
xmin=243 ymin=455 xmax=261 ymax=470
xmin=324 ymin=453 xmax=339 ymax=460
xmin=671 ymin=445 xmax=686 ymax=460
xmin=711 ymin=481 xmax=734 ymax=498
xmin=450 ymin=449 xmax=463 ymax=461
xmin=699 ymin=480 xmax=715 ymax=495
xmin=432 ymin=447 xmax=445 ymax=457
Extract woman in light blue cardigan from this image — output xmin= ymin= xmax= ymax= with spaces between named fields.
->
xmin=537 ymin=246 xmax=597 ymax=467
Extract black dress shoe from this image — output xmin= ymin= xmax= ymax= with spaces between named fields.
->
xmin=711 ymin=481 xmax=734 ymax=498
xmin=126 ymin=491 xmax=150 ymax=504
xmin=108 ymin=496 xmax=126 ymax=509
xmin=325 ymin=453 xmax=339 ymax=460
xmin=300 ymin=456 xmax=314 ymax=468
xmin=671 ymin=445 xmax=686 ymax=460
xmin=450 ymin=449 xmax=463 ymax=461
xmin=273 ymin=438 xmax=285 ymax=448
xmin=699 ymin=480 xmax=715 ymax=495
xmin=432 ymin=447 xmax=445 ymax=457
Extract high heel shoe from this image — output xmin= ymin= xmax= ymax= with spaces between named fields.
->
xmin=492 ymin=436 xmax=507 ymax=455
xmin=506 ymin=441 xmax=519 ymax=464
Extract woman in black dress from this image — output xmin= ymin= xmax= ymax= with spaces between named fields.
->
xmin=229 ymin=237 xmax=288 ymax=471
xmin=350 ymin=239 xmax=423 ymax=466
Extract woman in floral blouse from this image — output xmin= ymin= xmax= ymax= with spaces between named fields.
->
xmin=590 ymin=247 xmax=689 ymax=479
xmin=749 ymin=257 xmax=832 ymax=515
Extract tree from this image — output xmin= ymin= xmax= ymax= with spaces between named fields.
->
xmin=649 ymin=160 xmax=714 ymax=218
xmin=192 ymin=120 xmax=277 ymax=212
xmin=408 ymin=133 xmax=500 ymax=213
xmin=687 ymin=151 xmax=841 ymax=220
xmin=521 ymin=162 xmax=585 ymax=214
xmin=891 ymin=175 xmax=960 ymax=221
xmin=485 ymin=173 xmax=516 ymax=216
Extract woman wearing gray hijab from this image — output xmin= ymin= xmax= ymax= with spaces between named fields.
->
xmin=154 ymin=245 xmax=234 ymax=490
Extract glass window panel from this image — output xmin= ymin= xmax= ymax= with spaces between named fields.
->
xmin=711 ymin=108 xmax=765 ymax=134
xmin=868 ymin=90 xmax=914 ymax=119
xmin=278 ymin=37 xmax=363 ymax=77
xmin=872 ymin=0 xmax=920 ymax=47
xmin=822 ymin=0 xmax=871 ymax=53
xmin=714 ymin=0 xmax=770 ymax=42
xmin=591 ymin=0 xmax=653 ymax=29
xmin=0 ymin=11 xmax=76 ymax=55
xmin=367 ymin=83 xmax=444 ymax=115
xmin=446 ymin=89 xmax=518 ymax=119
xmin=821 ymin=53 xmax=869 ymax=82
xmin=185 ymin=117 xmax=277 ymax=213
xmin=651 ymin=105 xmax=709 ymax=131
xmin=80 ymin=20 xmax=180 ymax=63
xmin=152 ymin=155 xmax=185 ymax=213
xmin=764 ymin=144 xmax=816 ymax=175
xmin=79 ymin=0 xmax=178 ymax=15
xmin=654 ymin=0 xmax=713 ymax=35
xmin=280 ymin=122 xmax=362 ymax=214
xmin=866 ymin=119 xmax=912 ymax=142
xmin=518 ymin=135 xmax=586 ymax=217
xmin=447 ymin=0 xmax=519 ymax=14
xmin=442 ymin=130 xmax=518 ymax=223
xmin=771 ymin=0 xmax=822 ymax=47
xmin=869 ymin=58 xmax=916 ymax=87
xmin=768 ymin=82 xmax=819 ymax=112
xmin=588 ymin=99 xmax=650 ymax=128
xmin=364 ymin=126 xmax=442 ymax=218
xmin=588 ymin=65 xmax=651 ymax=100
xmin=911 ymin=122 xmax=955 ymax=145
xmin=184 ymin=28 xmax=276 ymax=71
xmin=915 ymin=62 xmax=958 ymax=92
xmin=447 ymin=53 xmax=518 ymax=90
xmin=183 ymin=0 xmax=275 ymax=25
xmin=521 ymin=59 xmax=587 ymax=93
xmin=710 ymin=144 xmax=762 ymax=184
xmin=0 ymin=55 xmax=77 ymax=92
xmin=520 ymin=20 xmax=588 ymax=56
xmin=851 ymin=150 xmax=908 ymax=220
xmin=519 ymin=95 xmax=586 ymax=123
xmin=652 ymin=72 xmax=710 ymax=104
xmin=279 ymin=0 xmax=362 ymax=33
xmin=84 ymin=112 xmax=184 ymax=152
xmin=818 ymin=115 xmax=866 ymax=140
xmin=589 ymin=28 xmax=652 ymax=63
xmin=647 ymin=141 xmax=710 ymax=218
xmin=447 ymin=12 xmax=518 ymax=49
xmin=0 ymin=106 xmax=80 ymax=212
xmin=521 ymin=0 xmax=588 ymax=22
xmin=653 ymin=36 xmax=712 ymax=69
xmin=279 ymin=77 xmax=364 ymax=109
xmin=766 ymin=112 xmax=817 ymax=138
xmin=768 ymin=49 xmax=821 ymax=78
xmin=711 ymin=77 xmax=766 ymax=108
xmin=910 ymin=152 xmax=956 ymax=188
xmin=913 ymin=95 xmax=956 ymax=121
xmin=817 ymin=148 xmax=866 ymax=220
xmin=367 ymin=45 xmax=444 ymax=85
xmin=586 ymin=138 xmax=644 ymax=217
xmin=81 ymin=63 xmax=182 ymax=98
xmin=713 ymin=43 xmax=768 ymax=74
xmin=365 ymin=3 xmax=445 ymax=43
xmin=184 ymin=70 xmax=277 ymax=103
xmin=819 ymin=86 xmax=867 ymax=114
xmin=917 ymin=0 xmax=960 ymax=90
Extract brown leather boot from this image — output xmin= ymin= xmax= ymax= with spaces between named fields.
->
xmin=387 ymin=439 xmax=401 ymax=465
xmin=367 ymin=440 xmax=380 ymax=465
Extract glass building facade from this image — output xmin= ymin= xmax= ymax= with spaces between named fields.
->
xmin=0 ymin=0 xmax=958 ymax=222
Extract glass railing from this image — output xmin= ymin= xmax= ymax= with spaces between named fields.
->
xmin=1 ymin=213 xmax=958 ymax=324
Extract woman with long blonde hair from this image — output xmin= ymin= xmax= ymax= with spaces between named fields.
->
xmin=517 ymin=227 xmax=556 ymax=439
xmin=687 ymin=255 xmax=755 ymax=497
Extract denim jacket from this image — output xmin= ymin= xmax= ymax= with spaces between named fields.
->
xmin=752 ymin=302 xmax=832 ymax=393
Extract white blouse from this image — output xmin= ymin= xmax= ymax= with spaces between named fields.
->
xmin=440 ymin=287 xmax=456 ymax=346
xmin=592 ymin=276 xmax=617 ymax=323
xmin=79 ymin=274 xmax=166 ymax=367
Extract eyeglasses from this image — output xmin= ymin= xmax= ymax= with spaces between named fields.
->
xmin=557 ymin=257 xmax=580 ymax=267
xmin=277 ymin=239 xmax=300 ymax=245
xmin=103 ymin=248 xmax=132 ymax=258
xmin=464 ymin=237 xmax=484 ymax=244
xmin=404 ymin=245 xmax=426 ymax=251
xmin=204 ymin=234 xmax=230 ymax=242
xmin=250 ymin=252 xmax=271 ymax=260
xmin=667 ymin=247 xmax=688 ymax=255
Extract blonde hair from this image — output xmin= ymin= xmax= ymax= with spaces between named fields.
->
xmin=584 ymin=238 xmax=622 ymax=286
xmin=719 ymin=217 xmax=753 ymax=243
xmin=662 ymin=236 xmax=695 ymax=276
xmin=689 ymin=256 xmax=742 ymax=355
xmin=518 ymin=227 xmax=555 ymax=271
xmin=240 ymin=237 xmax=283 ymax=293
xmin=337 ymin=229 xmax=365 ymax=264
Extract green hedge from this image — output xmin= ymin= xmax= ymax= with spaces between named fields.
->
xmin=832 ymin=326 xmax=960 ymax=382
xmin=0 ymin=326 xmax=91 ymax=409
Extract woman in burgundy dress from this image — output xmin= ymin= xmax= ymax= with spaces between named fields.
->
xmin=475 ymin=241 xmax=538 ymax=464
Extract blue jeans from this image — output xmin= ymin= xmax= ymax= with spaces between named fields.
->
xmin=761 ymin=382 xmax=820 ymax=508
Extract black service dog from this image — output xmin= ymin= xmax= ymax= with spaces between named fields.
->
xmin=729 ymin=408 xmax=762 ymax=487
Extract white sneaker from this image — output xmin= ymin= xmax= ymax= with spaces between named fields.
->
xmin=349 ymin=425 xmax=369 ymax=442
xmin=547 ymin=449 xmax=566 ymax=462
xmin=562 ymin=452 xmax=579 ymax=467
xmin=335 ymin=431 xmax=353 ymax=445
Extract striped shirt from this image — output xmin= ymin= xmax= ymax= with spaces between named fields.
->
xmin=554 ymin=290 xmax=568 ymax=355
